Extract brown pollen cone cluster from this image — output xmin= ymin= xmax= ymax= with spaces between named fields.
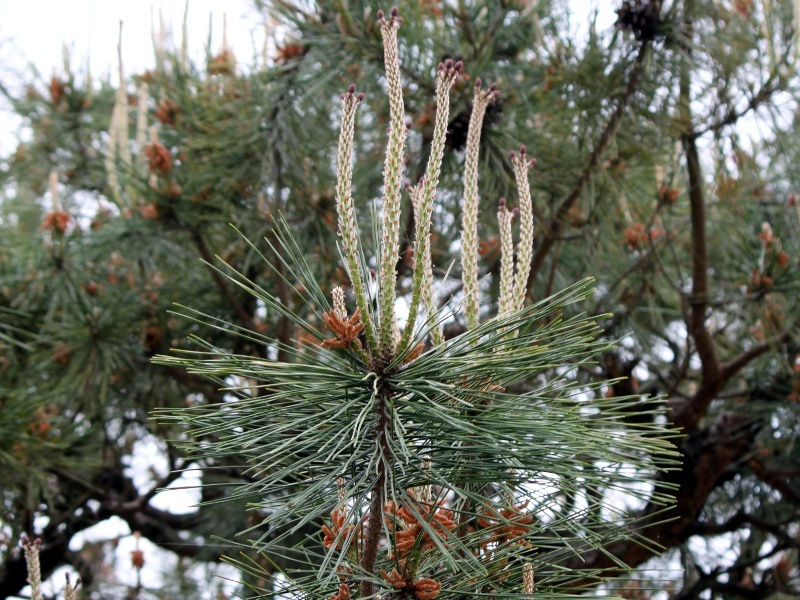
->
xmin=155 ymin=98 xmax=180 ymax=125
xmin=329 ymin=583 xmax=350 ymax=600
xmin=41 ymin=211 xmax=71 ymax=235
xmin=320 ymin=309 xmax=364 ymax=350
xmin=321 ymin=508 xmax=358 ymax=549
xmin=622 ymin=222 xmax=660 ymax=250
xmin=476 ymin=500 xmax=535 ymax=584
xmin=471 ymin=502 xmax=536 ymax=584
xmin=384 ymin=490 xmax=456 ymax=563
xmin=381 ymin=568 xmax=442 ymax=600
xmin=49 ymin=76 xmax=67 ymax=105
xmin=478 ymin=502 xmax=535 ymax=547
xmin=208 ymin=48 xmax=236 ymax=75
xmin=402 ymin=341 xmax=425 ymax=365
xmin=145 ymin=141 xmax=172 ymax=175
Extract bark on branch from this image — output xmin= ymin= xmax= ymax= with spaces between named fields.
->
xmin=562 ymin=411 xmax=761 ymax=586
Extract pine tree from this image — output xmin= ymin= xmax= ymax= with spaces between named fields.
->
xmin=154 ymin=14 xmax=677 ymax=596
xmin=1 ymin=0 xmax=799 ymax=598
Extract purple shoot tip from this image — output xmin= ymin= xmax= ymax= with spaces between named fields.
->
xmin=348 ymin=83 xmax=356 ymax=94
xmin=444 ymin=58 xmax=453 ymax=69
xmin=509 ymin=150 xmax=517 ymax=159
xmin=475 ymin=77 xmax=482 ymax=90
xmin=390 ymin=7 xmax=399 ymax=17
xmin=404 ymin=181 xmax=412 ymax=190
xmin=529 ymin=157 xmax=537 ymax=167
xmin=405 ymin=121 xmax=412 ymax=129
xmin=520 ymin=145 xmax=527 ymax=155
xmin=356 ymin=92 xmax=365 ymax=102
xmin=455 ymin=60 xmax=463 ymax=72
xmin=489 ymin=82 xmax=498 ymax=91
xmin=498 ymin=197 xmax=506 ymax=208
xmin=512 ymin=207 xmax=520 ymax=217
xmin=377 ymin=9 xmax=384 ymax=19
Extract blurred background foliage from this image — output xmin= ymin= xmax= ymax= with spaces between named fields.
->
xmin=0 ymin=0 xmax=799 ymax=598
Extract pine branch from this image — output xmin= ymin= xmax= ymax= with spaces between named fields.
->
xmin=721 ymin=331 xmax=792 ymax=381
xmin=679 ymin=3 xmax=715 ymax=395
xmin=359 ymin=381 xmax=393 ymax=598
xmin=190 ymin=230 xmax=253 ymax=329
xmin=526 ymin=39 xmax=652 ymax=295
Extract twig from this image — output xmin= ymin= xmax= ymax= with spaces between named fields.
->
xmin=721 ymin=331 xmax=792 ymax=380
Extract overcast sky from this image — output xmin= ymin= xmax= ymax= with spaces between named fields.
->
xmin=0 ymin=0 xmax=262 ymax=155
xmin=0 ymin=0 xmax=260 ymax=74
xmin=0 ymin=0 xmax=621 ymax=156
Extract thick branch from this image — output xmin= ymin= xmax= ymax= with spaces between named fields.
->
xmin=682 ymin=131 xmax=720 ymax=387
xmin=359 ymin=379 xmax=393 ymax=598
xmin=721 ymin=331 xmax=791 ymax=380
xmin=561 ymin=411 xmax=760 ymax=586
xmin=670 ymin=1 xmax=720 ymax=434
xmin=686 ymin=511 xmax=800 ymax=547
xmin=117 ymin=460 xmax=193 ymax=512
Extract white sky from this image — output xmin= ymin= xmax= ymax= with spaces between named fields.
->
xmin=0 ymin=0 xmax=262 ymax=155
xmin=0 ymin=0 xmax=260 ymax=75
xmin=0 ymin=0 xmax=622 ymax=157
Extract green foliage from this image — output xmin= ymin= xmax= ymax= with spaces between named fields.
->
xmin=156 ymin=237 xmax=678 ymax=598
xmin=151 ymin=9 xmax=680 ymax=592
xmin=1 ymin=0 xmax=799 ymax=598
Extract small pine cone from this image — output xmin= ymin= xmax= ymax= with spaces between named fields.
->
xmin=131 ymin=549 xmax=145 ymax=569
xmin=329 ymin=583 xmax=350 ymax=600
xmin=41 ymin=211 xmax=72 ymax=235
xmin=403 ymin=341 xmax=425 ymax=364
xmin=145 ymin=142 xmax=172 ymax=175
xmin=413 ymin=578 xmax=441 ymax=600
